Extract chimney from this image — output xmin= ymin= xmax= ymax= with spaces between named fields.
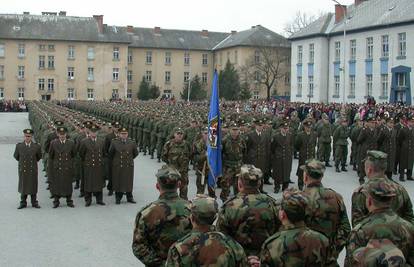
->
xmin=59 ymin=11 xmax=66 ymax=16
xmin=355 ymin=0 xmax=366 ymax=5
xmin=42 ymin=12 xmax=57 ymax=16
xmin=127 ymin=25 xmax=134 ymax=33
xmin=154 ymin=26 xmax=161 ymax=34
xmin=335 ymin=4 xmax=347 ymax=23
xmin=201 ymin=29 xmax=208 ymax=37
xmin=231 ymin=30 xmax=237 ymax=35
xmin=23 ymin=12 xmax=30 ymax=15
xmin=93 ymin=15 xmax=104 ymax=34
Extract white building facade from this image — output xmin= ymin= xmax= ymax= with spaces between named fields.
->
xmin=290 ymin=0 xmax=414 ymax=105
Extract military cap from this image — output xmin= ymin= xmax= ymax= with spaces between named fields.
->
xmin=57 ymin=126 xmax=67 ymax=133
xmin=365 ymin=112 xmax=376 ymax=122
xmin=237 ymin=164 xmax=263 ymax=184
xmin=54 ymin=120 xmax=64 ymax=126
xmin=112 ymin=121 xmax=121 ymax=129
xmin=83 ymin=121 xmax=93 ymax=129
xmin=230 ymin=122 xmax=239 ymax=129
xmin=352 ymin=239 xmax=406 ymax=267
xmin=385 ymin=116 xmax=395 ymax=123
xmin=23 ymin=129 xmax=34 ymax=135
xmin=107 ymin=123 xmax=112 ymax=128
xmin=254 ymin=119 xmax=264 ymax=125
xmin=300 ymin=159 xmax=325 ymax=179
xmin=79 ymin=124 xmax=85 ymax=129
xmin=118 ymin=127 xmax=128 ymax=133
xmin=365 ymin=150 xmax=388 ymax=162
xmin=281 ymin=189 xmax=308 ymax=220
xmin=190 ymin=195 xmax=219 ymax=224
xmin=174 ymin=127 xmax=184 ymax=134
xmin=280 ymin=120 xmax=290 ymax=128
xmin=363 ymin=179 xmax=396 ymax=201
xmin=302 ymin=118 xmax=312 ymax=126
xmin=90 ymin=125 xmax=100 ymax=132
xmin=156 ymin=165 xmax=181 ymax=186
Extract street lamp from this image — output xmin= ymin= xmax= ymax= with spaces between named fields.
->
xmin=332 ymin=0 xmax=347 ymax=104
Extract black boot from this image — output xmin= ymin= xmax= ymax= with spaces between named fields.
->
xmin=336 ymin=166 xmax=341 ymax=173
xmin=53 ymin=197 xmax=60 ymax=208
xmin=127 ymin=193 xmax=136 ymax=204
xmin=325 ymin=161 xmax=332 ymax=167
xmin=150 ymin=153 xmax=154 ymax=159
xmin=341 ymin=166 xmax=348 ymax=172
xmin=157 ymin=158 xmax=161 ymax=163
xmin=31 ymin=195 xmax=41 ymax=208
xmin=74 ymin=180 xmax=80 ymax=189
xmin=399 ymin=175 xmax=405 ymax=182
xmin=274 ymin=184 xmax=281 ymax=193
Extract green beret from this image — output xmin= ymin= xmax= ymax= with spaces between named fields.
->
xmin=300 ymin=159 xmax=325 ymax=179
xmin=156 ymin=165 xmax=181 ymax=186
xmin=191 ymin=195 xmax=218 ymax=224
xmin=23 ymin=129 xmax=34 ymax=135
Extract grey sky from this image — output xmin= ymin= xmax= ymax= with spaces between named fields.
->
xmin=2 ymin=0 xmax=354 ymax=34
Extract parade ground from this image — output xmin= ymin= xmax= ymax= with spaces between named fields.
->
xmin=1 ymin=112 xmax=413 ymax=267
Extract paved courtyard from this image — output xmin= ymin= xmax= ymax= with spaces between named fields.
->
xmin=0 ymin=112 xmax=413 ymax=267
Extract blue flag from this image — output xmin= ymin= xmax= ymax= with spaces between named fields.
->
xmin=207 ymin=71 xmax=222 ymax=187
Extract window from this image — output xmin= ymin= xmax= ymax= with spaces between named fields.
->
xmin=0 ymin=44 xmax=4 ymax=57
xmin=165 ymin=52 xmax=171 ymax=65
xmin=253 ymin=91 xmax=259 ymax=100
xmin=349 ymin=75 xmax=355 ymax=97
xmin=146 ymin=51 xmax=152 ymax=64
xmin=87 ymin=88 xmax=94 ymax=100
xmin=112 ymin=68 xmax=119 ymax=81
xmin=219 ymin=52 xmax=222 ymax=65
xmin=366 ymin=75 xmax=373 ymax=96
xmin=285 ymin=73 xmax=290 ymax=86
xmin=113 ymin=47 xmax=120 ymax=60
xmin=308 ymin=76 xmax=314 ymax=97
xmin=48 ymin=44 xmax=55 ymax=51
xmin=128 ymin=51 xmax=133 ymax=64
xmin=127 ymin=89 xmax=132 ymax=99
xmin=165 ymin=71 xmax=171 ymax=83
xmin=184 ymin=51 xmax=190 ymax=65
xmin=350 ymin=40 xmax=356 ymax=60
xmin=254 ymin=50 xmax=260 ymax=64
xmin=48 ymin=79 xmax=54 ymax=91
xmin=184 ymin=72 xmax=189 ymax=83
xmin=202 ymin=53 xmax=208 ymax=65
xmin=227 ymin=51 xmax=230 ymax=62
xmin=39 ymin=44 xmax=46 ymax=51
xmin=39 ymin=56 xmax=45 ymax=69
xmin=67 ymin=88 xmax=74 ymax=100
xmin=381 ymin=74 xmax=388 ymax=97
xmin=381 ymin=35 xmax=389 ymax=58
xmin=398 ymin=33 xmax=406 ymax=57
xmin=18 ymin=44 xmax=25 ymax=57
xmin=366 ymin=37 xmax=373 ymax=59
xmin=127 ymin=70 xmax=132 ymax=82
xmin=234 ymin=50 xmax=238 ymax=64
xmin=38 ymin=79 xmax=45 ymax=90
xmin=309 ymin=43 xmax=314 ymax=63
xmin=145 ymin=70 xmax=152 ymax=82
xmin=0 ymin=88 xmax=4 ymax=99
xmin=335 ymin=42 xmax=341 ymax=61
xmin=87 ymin=67 xmax=94 ymax=81
xmin=0 ymin=65 xmax=4 ymax=80
xmin=297 ymin=46 xmax=303 ymax=64
xmin=397 ymin=73 xmax=406 ymax=87
xmin=67 ymin=67 xmax=75 ymax=80
xmin=68 ymin=45 xmax=75 ymax=59
xmin=17 ymin=87 xmax=24 ymax=99
xmin=202 ymin=72 xmax=207 ymax=84
xmin=334 ymin=76 xmax=340 ymax=96
xmin=254 ymin=71 xmax=260 ymax=82
xmin=297 ymin=77 xmax=302 ymax=96
xmin=112 ymin=89 xmax=119 ymax=99
xmin=87 ymin=47 xmax=94 ymax=60
xmin=18 ymin=66 xmax=25 ymax=79
xmin=48 ymin=56 xmax=54 ymax=69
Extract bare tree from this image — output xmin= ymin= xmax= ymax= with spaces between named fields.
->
xmin=283 ymin=11 xmax=325 ymax=37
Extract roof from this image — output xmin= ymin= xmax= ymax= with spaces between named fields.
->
xmin=290 ymin=0 xmax=414 ymax=40
xmin=213 ymin=25 xmax=290 ymax=50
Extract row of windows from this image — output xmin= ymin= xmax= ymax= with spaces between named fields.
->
xmin=144 ymin=70 xmax=208 ymax=84
xmin=297 ymin=32 xmax=407 ymax=63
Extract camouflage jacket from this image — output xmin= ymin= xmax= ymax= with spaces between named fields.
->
xmin=161 ymin=140 xmax=191 ymax=171
xmin=192 ymin=138 xmax=207 ymax=167
xmin=165 ymin=226 xmax=249 ymax=267
xmin=345 ymin=209 xmax=414 ymax=267
xmin=222 ymin=135 xmax=246 ymax=167
xmin=351 ymin=176 xmax=414 ymax=227
xmin=132 ymin=192 xmax=192 ymax=267
xmin=216 ymin=190 xmax=280 ymax=256
xmin=260 ymin=222 xmax=333 ymax=267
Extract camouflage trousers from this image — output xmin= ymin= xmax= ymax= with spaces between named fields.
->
xmin=177 ymin=168 xmax=189 ymax=200
xmin=335 ymin=145 xmax=348 ymax=167
xmin=350 ymin=143 xmax=358 ymax=166
xmin=318 ymin=142 xmax=331 ymax=162
xmin=142 ymin=132 xmax=150 ymax=152
xmin=195 ymin=162 xmax=216 ymax=197
xmin=149 ymin=134 xmax=157 ymax=155
xmin=156 ymin=137 xmax=165 ymax=160
xmin=220 ymin=165 xmax=241 ymax=202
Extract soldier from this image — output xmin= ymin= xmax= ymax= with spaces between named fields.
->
xmin=166 ymin=195 xmax=248 ymax=267
xmin=217 ymin=165 xmax=280 ymax=256
xmin=294 ymin=118 xmax=317 ymax=190
xmin=357 ymin=113 xmax=378 ymax=184
xmin=345 ymin=179 xmax=414 ymax=266
xmin=333 ymin=118 xmax=350 ymax=173
xmin=184 ymin=118 xmax=200 ymax=154
xmin=270 ymin=119 xmax=293 ymax=193
xmin=132 ymin=165 xmax=192 ymax=266
xmin=317 ymin=113 xmax=333 ymax=167
xmin=397 ymin=114 xmax=414 ymax=181
xmin=14 ymin=129 xmax=42 ymax=209
xmin=78 ymin=125 xmax=106 ymax=206
xmin=254 ymin=189 xmax=333 ymax=266
xmin=350 ymin=113 xmax=362 ymax=171
xmin=377 ymin=117 xmax=397 ymax=179
xmin=162 ymin=127 xmax=191 ymax=199
xmin=104 ymin=121 xmax=119 ymax=196
xmin=351 ymin=239 xmax=406 ymax=267
xmin=48 ymin=126 xmax=76 ymax=208
xmin=290 ymin=111 xmax=300 ymax=159
xmin=351 ymin=150 xmax=414 ymax=226
xmin=221 ymin=123 xmax=246 ymax=202
xmin=108 ymin=127 xmax=138 ymax=204
xmin=300 ymin=159 xmax=351 ymax=263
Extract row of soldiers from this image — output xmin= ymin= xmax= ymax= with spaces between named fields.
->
xmin=132 ymin=151 xmax=414 ymax=266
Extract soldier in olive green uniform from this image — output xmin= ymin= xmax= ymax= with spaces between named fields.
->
xmin=132 ymin=166 xmax=192 ymax=266
xmin=377 ymin=117 xmax=397 ymax=179
xmin=350 ymin=114 xmax=362 ymax=171
xmin=357 ymin=113 xmax=378 ymax=184
xmin=316 ymin=113 xmax=333 ymax=167
xmin=333 ymin=118 xmax=350 ymax=172
xmin=166 ymin=195 xmax=248 ymax=267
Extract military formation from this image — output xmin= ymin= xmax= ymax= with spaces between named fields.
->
xmin=13 ymin=99 xmax=414 ymax=266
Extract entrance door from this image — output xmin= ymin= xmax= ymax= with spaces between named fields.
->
xmin=41 ymin=95 xmax=51 ymax=101
xmin=396 ymin=91 xmax=406 ymax=102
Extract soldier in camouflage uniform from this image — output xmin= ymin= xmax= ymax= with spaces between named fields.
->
xmin=333 ymin=118 xmax=350 ymax=173
xmin=162 ymin=127 xmax=191 ymax=199
xmin=132 ymin=165 xmax=192 ymax=266
xmin=300 ymin=159 xmax=351 ymax=263
xmin=317 ymin=113 xmax=333 ymax=167
xmin=254 ymin=189 xmax=334 ymax=266
xmin=351 ymin=150 xmax=414 ymax=227
xmin=221 ymin=123 xmax=246 ymax=202
xmin=351 ymin=239 xmax=406 ymax=267
xmin=345 ymin=178 xmax=414 ymax=266
xmin=357 ymin=113 xmax=378 ymax=184
xmin=166 ymin=195 xmax=248 ymax=267
xmin=217 ymin=165 xmax=280 ymax=256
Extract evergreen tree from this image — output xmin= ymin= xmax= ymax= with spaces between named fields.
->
xmin=137 ymin=76 xmax=150 ymax=100
xmin=239 ymin=81 xmax=252 ymax=100
xmin=219 ymin=60 xmax=241 ymax=100
xmin=149 ymin=84 xmax=160 ymax=99
xmin=180 ymin=75 xmax=207 ymax=101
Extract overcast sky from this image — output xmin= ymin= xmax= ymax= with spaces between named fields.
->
xmin=2 ymin=0 xmax=355 ymax=34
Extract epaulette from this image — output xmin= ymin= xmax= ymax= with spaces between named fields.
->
xmin=222 ymin=195 xmax=238 ymax=208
